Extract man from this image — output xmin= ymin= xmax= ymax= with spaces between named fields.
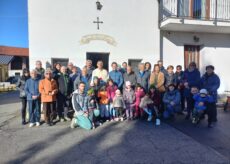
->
xmin=135 ymin=63 xmax=150 ymax=92
xmin=71 ymin=82 xmax=89 ymax=128
xmin=25 ymin=70 xmax=41 ymax=127
xmin=201 ymin=65 xmax=220 ymax=125
xmin=91 ymin=60 xmax=109 ymax=85
xmin=175 ymin=65 xmax=185 ymax=111
xmin=56 ymin=66 xmax=73 ymax=122
xmin=123 ymin=65 xmax=137 ymax=90
xmin=120 ymin=62 xmax=128 ymax=74
xmin=157 ymin=60 xmax=167 ymax=76
xmin=109 ymin=62 xmax=123 ymax=89
xmin=74 ymin=67 xmax=91 ymax=91
xmin=67 ymin=62 xmax=81 ymax=76
xmin=85 ymin=60 xmax=95 ymax=78
xmin=70 ymin=66 xmax=80 ymax=83
xmin=35 ymin=60 xmax=45 ymax=79
xmin=39 ymin=69 xmax=58 ymax=126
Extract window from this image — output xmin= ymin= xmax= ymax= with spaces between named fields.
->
xmin=51 ymin=58 xmax=69 ymax=67
xmin=128 ymin=59 xmax=142 ymax=71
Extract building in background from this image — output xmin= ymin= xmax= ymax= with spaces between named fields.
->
xmin=28 ymin=0 xmax=230 ymax=93
xmin=0 ymin=46 xmax=29 ymax=82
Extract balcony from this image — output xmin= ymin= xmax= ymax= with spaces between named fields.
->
xmin=160 ymin=0 xmax=230 ymax=33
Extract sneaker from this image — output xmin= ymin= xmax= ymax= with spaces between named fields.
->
xmin=156 ymin=119 xmax=161 ymax=126
xmin=36 ymin=122 xmax=40 ymax=126
xmin=114 ymin=117 xmax=119 ymax=121
xmin=120 ymin=117 xmax=124 ymax=122
xmin=29 ymin=123 xmax=35 ymax=128
xmin=60 ymin=117 xmax=66 ymax=122
xmin=192 ymin=117 xmax=197 ymax=124
xmin=64 ymin=117 xmax=71 ymax=121
xmin=70 ymin=119 xmax=76 ymax=129
xmin=147 ymin=115 xmax=153 ymax=122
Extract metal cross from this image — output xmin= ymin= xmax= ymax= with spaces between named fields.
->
xmin=93 ymin=17 xmax=103 ymax=30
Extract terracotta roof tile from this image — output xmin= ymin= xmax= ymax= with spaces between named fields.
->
xmin=0 ymin=46 xmax=29 ymax=57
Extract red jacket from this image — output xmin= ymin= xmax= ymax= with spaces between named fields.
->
xmin=106 ymin=85 xmax=118 ymax=102
xmin=135 ymin=89 xmax=145 ymax=106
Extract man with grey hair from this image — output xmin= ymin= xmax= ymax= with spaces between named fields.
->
xmin=56 ymin=66 xmax=73 ymax=122
xmin=135 ymin=63 xmax=150 ymax=92
xmin=25 ymin=69 xmax=41 ymax=127
xmin=35 ymin=60 xmax=45 ymax=79
xmin=85 ymin=59 xmax=95 ymax=78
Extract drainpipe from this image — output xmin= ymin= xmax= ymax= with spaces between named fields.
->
xmin=214 ymin=0 xmax=217 ymax=25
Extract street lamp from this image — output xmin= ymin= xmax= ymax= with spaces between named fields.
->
xmin=96 ymin=1 xmax=103 ymax=10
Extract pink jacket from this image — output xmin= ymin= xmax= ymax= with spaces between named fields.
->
xmin=135 ymin=89 xmax=145 ymax=106
xmin=106 ymin=85 xmax=118 ymax=102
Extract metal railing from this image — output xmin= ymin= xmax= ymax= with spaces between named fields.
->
xmin=160 ymin=0 xmax=230 ymax=22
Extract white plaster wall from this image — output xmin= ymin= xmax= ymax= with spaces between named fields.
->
xmin=162 ymin=31 xmax=230 ymax=93
xmin=28 ymin=0 xmax=160 ymax=71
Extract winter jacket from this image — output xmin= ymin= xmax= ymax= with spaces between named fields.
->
xmin=113 ymin=95 xmax=126 ymax=108
xmin=160 ymin=66 xmax=167 ymax=76
xmin=16 ymin=75 xmax=30 ymax=98
xmin=163 ymin=90 xmax=181 ymax=107
xmin=106 ymin=85 xmax=118 ymax=102
xmin=149 ymin=91 xmax=161 ymax=108
xmin=74 ymin=74 xmax=91 ymax=91
xmin=135 ymin=71 xmax=150 ymax=91
xmin=135 ymin=89 xmax=145 ymax=106
xmin=123 ymin=72 xmax=137 ymax=89
xmin=25 ymin=77 xmax=40 ymax=101
xmin=39 ymin=78 xmax=58 ymax=102
xmin=109 ymin=70 xmax=123 ymax=88
xmin=175 ymin=71 xmax=184 ymax=86
xmin=88 ymin=95 xmax=99 ymax=111
xmin=56 ymin=73 xmax=73 ymax=96
xmin=193 ymin=94 xmax=214 ymax=111
xmin=200 ymin=73 xmax=220 ymax=101
xmin=183 ymin=68 xmax=201 ymax=88
xmin=149 ymin=72 xmax=165 ymax=92
xmin=123 ymin=88 xmax=135 ymax=105
xmin=139 ymin=95 xmax=153 ymax=109
xmin=98 ymin=91 xmax=109 ymax=105
xmin=72 ymin=89 xmax=88 ymax=115
xmin=164 ymin=72 xmax=176 ymax=88
xmin=36 ymin=68 xmax=45 ymax=80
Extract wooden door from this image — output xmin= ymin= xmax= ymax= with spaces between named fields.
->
xmin=184 ymin=45 xmax=200 ymax=69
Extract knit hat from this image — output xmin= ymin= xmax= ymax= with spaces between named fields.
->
xmin=126 ymin=81 xmax=131 ymax=86
xmin=200 ymin=89 xmax=208 ymax=95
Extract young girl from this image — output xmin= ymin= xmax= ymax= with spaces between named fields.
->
xmin=97 ymin=85 xmax=109 ymax=122
xmin=134 ymin=84 xmax=145 ymax=119
xmin=148 ymin=85 xmax=161 ymax=125
xmin=123 ymin=81 xmax=135 ymax=120
xmin=113 ymin=89 xmax=126 ymax=121
xmin=87 ymin=88 xmax=100 ymax=129
xmin=106 ymin=79 xmax=118 ymax=121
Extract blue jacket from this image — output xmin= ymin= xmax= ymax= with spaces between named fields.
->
xmin=163 ymin=90 xmax=181 ymax=105
xmin=25 ymin=77 xmax=40 ymax=101
xmin=200 ymin=73 xmax=220 ymax=101
xmin=184 ymin=68 xmax=201 ymax=88
xmin=109 ymin=70 xmax=123 ymax=88
xmin=193 ymin=94 xmax=214 ymax=111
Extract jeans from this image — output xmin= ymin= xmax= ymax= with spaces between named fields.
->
xmin=20 ymin=98 xmax=27 ymax=122
xmin=163 ymin=104 xmax=175 ymax=119
xmin=57 ymin=93 xmax=69 ymax=118
xmin=108 ymin=103 xmax=115 ymax=118
xmin=100 ymin=104 xmax=109 ymax=118
xmin=114 ymin=107 xmax=123 ymax=117
xmin=28 ymin=100 xmax=40 ymax=123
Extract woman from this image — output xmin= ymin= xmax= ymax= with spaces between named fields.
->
xmin=149 ymin=64 xmax=165 ymax=93
xmin=16 ymin=68 xmax=30 ymax=125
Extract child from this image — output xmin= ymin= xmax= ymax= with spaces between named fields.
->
xmin=91 ymin=76 xmax=102 ymax=101
xmin=134 ymin=84 xmax=145 ymax=119
xmin=139 ymin=93 xmax=154 ymax=121
xmin=106 ymin=79 xmax=118 ymax=121
xmin=192 ymin=89 xmax=214 ymax=125
xmin=163 ymin=84 xmax=181 ymax=119
xmin=148 ymin=85 xmax=161 ymax=125
xmin=87 ymin=88 xmax=100 ymax=129
xmin=123 ymin=81 xmax=135 ymax=120
xmin=97 ymin=85 xmax=109 ymax=122
xmin=113 ymin=89 xmax=126 ymax=121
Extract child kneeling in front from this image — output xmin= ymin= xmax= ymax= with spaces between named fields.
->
xmin=113 ymin=89 xmax=126 ymax=121
xmin=192 ymin=89 xmax=214 ymax=127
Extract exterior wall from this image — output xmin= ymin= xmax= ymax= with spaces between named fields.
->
xmin=162 ymin=31 xmax=230 ymax=93
xmin=28 ymin=0 xmax=160 ymax=71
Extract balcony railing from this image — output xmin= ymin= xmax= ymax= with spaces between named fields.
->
xmin=160 ymin=0 xmax=230 ymax=22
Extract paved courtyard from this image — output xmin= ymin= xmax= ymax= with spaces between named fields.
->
xmin=0 ymin=92 xmax=230 ymax=164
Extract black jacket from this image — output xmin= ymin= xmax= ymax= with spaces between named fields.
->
xmin=56 ymin=73 xmax=73 ymax=96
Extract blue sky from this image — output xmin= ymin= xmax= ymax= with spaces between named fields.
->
xmin=0 ymin=0 xmax=28 ymax=48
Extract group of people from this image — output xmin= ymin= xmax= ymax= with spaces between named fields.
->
xmin=16 ymin=59 xmax=220 ymax=129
